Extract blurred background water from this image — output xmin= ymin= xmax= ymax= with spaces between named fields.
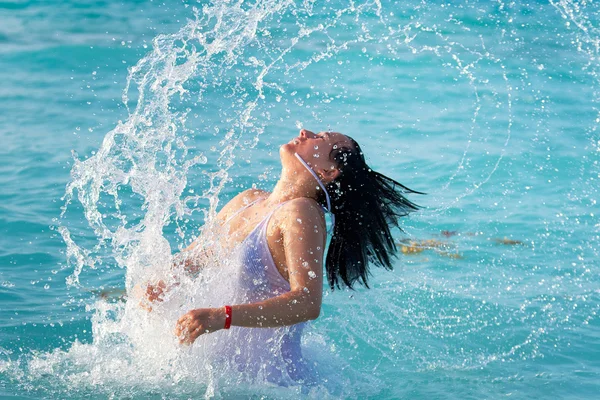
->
xmin=1 ymin=0 xmax=599 ymax=398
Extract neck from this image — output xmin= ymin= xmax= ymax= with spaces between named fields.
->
xmin=266 ymin=165 xmax=320 ymax=206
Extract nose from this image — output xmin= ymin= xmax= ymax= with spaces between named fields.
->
xmin=300 ymin=129 xmax=315 ymax=138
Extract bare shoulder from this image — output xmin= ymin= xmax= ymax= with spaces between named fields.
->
xmin=216 ymin=188 xmax=269 ymax=222
xmin=276 ymin=197 xmax=326 ymax=228
xmin=238 ymin=188 xmax=269 ymax=203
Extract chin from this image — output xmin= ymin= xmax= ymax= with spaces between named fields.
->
xmin=279 ymin=143 xmax=297 ymax=163
xmin=279 ymin=142 xmax=295 ymax=155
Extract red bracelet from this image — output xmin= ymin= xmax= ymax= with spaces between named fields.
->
xmin=224 ymin=305 xmax=232 ymax=329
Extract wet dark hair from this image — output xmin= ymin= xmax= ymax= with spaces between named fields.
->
xmin=320 ymin=137 xmax=423 ymax=290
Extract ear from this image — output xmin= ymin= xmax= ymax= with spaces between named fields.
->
xmin=317 ymin=165 xmax=341 ymax=184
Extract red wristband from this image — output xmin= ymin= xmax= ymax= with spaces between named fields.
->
xmin=224 ymin=305 xmax=232 ymax=329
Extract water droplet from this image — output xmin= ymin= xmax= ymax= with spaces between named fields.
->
xmin=302 ymin=261 xmax=309 ymax=268
xmin=296 ymin=218 xmax=302 ymax=224
xmin=313 ymin=154 xmax=320 ymax=158
xmin=308 ymin=271 xmax=316 ymax=279
xmin=44 ymin=284 xmax=50 ymax=290
xmin=314 ymin=145 xmax=319 ymax=150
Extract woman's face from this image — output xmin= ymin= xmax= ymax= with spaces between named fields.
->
xmin=281 ymin=129 xmax=354 ymax=182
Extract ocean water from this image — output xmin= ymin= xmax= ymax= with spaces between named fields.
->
xmin=1 ymin=0 xmax=599 ymax=398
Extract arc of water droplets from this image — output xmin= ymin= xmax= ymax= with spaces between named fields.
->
xmin=409 ymin=20 xmax=513 ymax=216
xmin=426 ymin=31 xmax=513 ymax=216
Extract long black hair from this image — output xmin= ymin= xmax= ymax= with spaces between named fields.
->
xmin=320 ymin=137 xmax=423 ymax=290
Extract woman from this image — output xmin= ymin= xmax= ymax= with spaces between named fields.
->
xmin=147 ymin=128 xmax=421 ymax=384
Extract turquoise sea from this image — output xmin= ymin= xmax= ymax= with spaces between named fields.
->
xmin=1 ymin=0 xmax=599 ymax=398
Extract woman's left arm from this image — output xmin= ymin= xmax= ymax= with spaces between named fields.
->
xmin=175 ymin=198 xmax=326 ymax=344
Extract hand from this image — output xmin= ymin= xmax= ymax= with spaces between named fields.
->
xmin=145 ymin=280 xmax=167 ymax=303
xmin=136 ymin=280 xmax=166 ymax=312
xmin=175 ymin=307 xmax=226 ymax=345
